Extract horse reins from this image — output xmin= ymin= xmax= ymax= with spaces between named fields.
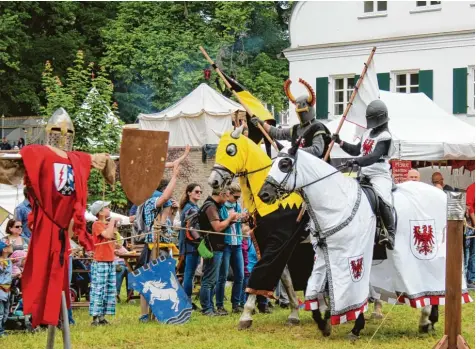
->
xmin=264 ymin=152 xmax=348 ymax=201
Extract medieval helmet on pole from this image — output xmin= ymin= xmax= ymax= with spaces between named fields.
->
xmin=45 ymin=107 xmax=75 ymax=151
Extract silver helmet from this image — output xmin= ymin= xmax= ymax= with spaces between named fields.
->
xmin=284 ymin=78 xmax=316 ymax=124
xmin=45 ymin=108 xmax=75 ymax=151
xmin=365 ymin=100 xmax=389 ymax=129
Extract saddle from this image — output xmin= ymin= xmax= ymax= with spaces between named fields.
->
xmin=358 ymin=177 xmax=398 ymax=261
xmin=359 ymin=177 xmax=397 ymax=216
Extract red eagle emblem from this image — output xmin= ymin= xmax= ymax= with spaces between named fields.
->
xmin=298 ymin=138 xmax=306 ymax=148
xmin=350 ymin=257 xmax=364 ymax=281
xmin=362 ymin=139 xmax=375 ymax=155
xmin=413 ymin=224 xmax=435 ymax=255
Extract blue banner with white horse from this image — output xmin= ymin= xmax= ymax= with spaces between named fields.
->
xmin=128 ymin=256 xmax=192 ymax=324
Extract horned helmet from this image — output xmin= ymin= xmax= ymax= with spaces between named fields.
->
xmin=45 ymin=107 xmax=75 ymax=151
xmin=284 ymin=78 xmax=316 ymax=125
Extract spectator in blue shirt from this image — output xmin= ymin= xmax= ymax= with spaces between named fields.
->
xmin=216 ymin=183 xmax=246 ymax=314
xmin=137 ymin=159 xmax=185 ymax=323
xmin=14 ymin=188 xmax=32 ymax=238
xmin=178 ymin=183 xmax=202 ymax=306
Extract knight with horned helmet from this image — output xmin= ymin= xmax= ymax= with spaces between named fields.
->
xmin=250 ymin=78 xmax=332 ymax=161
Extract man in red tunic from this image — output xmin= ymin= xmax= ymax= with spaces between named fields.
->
xmin=20 ymin=108 xmax=108 ymax=327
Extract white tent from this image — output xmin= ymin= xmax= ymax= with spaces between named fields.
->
xmin=0 ymin=184 xmax=23 ymax=239
xmin=138 ymin=83 xmax=245 ymax=146
xmin=327 ymin=91 xmax=475 ymax=160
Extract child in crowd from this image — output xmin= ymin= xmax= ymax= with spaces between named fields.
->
xmin=89 ymin=201 xmax=121 ymax=326
xmin=0 ymin=240 xmax=13 ymax=337
xmin=10 ymin=250 xmax=26 ymax=279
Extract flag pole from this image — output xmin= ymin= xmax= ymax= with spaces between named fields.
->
xmin=323 ymin=46 xmax=377 ymax=161
xmin=297 ymin=47 xmax=377 ymax=224
xmin=199 ymin=46 xmax=278 ymax=151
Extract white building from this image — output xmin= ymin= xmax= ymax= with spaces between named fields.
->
xmin=283 ymin=1 xmax=475 ymax=126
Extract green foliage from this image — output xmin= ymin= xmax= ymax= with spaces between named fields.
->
xmin=88 ymin=170 xmax=128 ymax=211
xmin=42 ymin=50 xmax=126 ymax=207
xmin=101 ymin=1 xmax=292 ymax=122
xmin=0 ymin=2 xmax=119 ymax=116
xmin=2 ymin=2 xmax=291 ymax=123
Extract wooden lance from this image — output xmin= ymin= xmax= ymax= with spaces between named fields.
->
xmin=199 ymin=46 xmax=278 ymax=151
xmin=297 ymin=47 xmax=378 ymax=224
xmin=433 ymin=192 xmax=471 ymax=349
xmin=323 ymin=46 xmax=377 ymax=162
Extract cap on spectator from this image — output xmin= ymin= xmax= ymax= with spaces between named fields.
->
xmin=90 ymin=201 xmax=111 ymax=216
xmin=0 ymin=239 xmax=9 ymax=253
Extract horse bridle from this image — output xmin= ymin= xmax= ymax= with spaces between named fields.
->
xmin=263 ymin=151 xmax=299 ymax=201
xmin=211 ymin=163 xmax=273 ymax=188
xmin=264 ymin=151 xmax=347 ymax=201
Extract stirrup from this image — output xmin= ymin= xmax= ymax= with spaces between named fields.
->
xmin=378 ymin=219 xmax=394 ymax=250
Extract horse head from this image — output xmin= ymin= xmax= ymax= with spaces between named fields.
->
xmin=208 ymin=125 xmax=269 ymax=189
xmin=258 ymin=146 xmax=300 ymax=204
xmin=141 ymin=281 xmax=150 ymax=292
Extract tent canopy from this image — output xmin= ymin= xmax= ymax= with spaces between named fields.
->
xmin=327 ymin=91 xmax=475 ymax=161
xmin=138 ymin=83 xmax=244 ymax=146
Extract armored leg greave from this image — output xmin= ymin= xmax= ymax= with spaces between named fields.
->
xmin=378 ymin=198 xmax=395 ymax=250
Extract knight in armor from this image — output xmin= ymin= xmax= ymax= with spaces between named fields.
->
xmin=250 ymin=79 xmax=332 ymax=160
xmin=332 ymin=100 xmax=395 ymax=250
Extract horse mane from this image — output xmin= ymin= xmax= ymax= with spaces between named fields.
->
xmin=146 ymin=280 xmax=166 ymax=289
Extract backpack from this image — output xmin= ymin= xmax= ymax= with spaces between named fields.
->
xmin=183 ymin=201 xmax=214 ymax=258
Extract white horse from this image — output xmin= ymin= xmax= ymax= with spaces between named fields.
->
xmin=258 ymin=146 xmax=471 ymax=339
xmin=142 ymin=272 xmax=180 ymax=312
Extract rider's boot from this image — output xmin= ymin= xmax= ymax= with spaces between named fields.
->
xmin=378 ymin=198 xmax=395 ymax=250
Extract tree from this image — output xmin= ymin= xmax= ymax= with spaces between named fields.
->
xmin=42 ymin=50 xmax=126 ymax=209
xmin=101 ymin=2 xmax=292 ymax=122
xmin=0 ymin=2 xmax=118 ymax=116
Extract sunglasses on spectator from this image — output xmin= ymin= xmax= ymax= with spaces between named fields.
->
xmin=14 ymin=225 xmax=22 ymax=229
xmin=194 ymin=190 xmax=202 ymax=194
xmin=233 ymin=195 xmax=241 ymax=200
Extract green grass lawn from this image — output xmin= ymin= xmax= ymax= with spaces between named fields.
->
xmin=5 ymin=291 xmax=475 ymax=349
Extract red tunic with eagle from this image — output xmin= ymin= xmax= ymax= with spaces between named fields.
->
xmin=20 ymin=145 xmax=93 ymax=327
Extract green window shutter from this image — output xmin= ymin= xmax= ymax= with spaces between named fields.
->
xmin=419 ymin=70 xmax=433 ymax=100
xmin=377 ymin=73 xmax=390 ymax=91
xmin=315 ymin=77 xmax=329 ymax=119
xmin=354 ymin=75 xmax=360 ymax=85
xmin=453 ymin=68 xmax=468 ymax=114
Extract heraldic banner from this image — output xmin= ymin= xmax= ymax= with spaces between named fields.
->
xmin=128 ymin=256 xmax=192 ymax=324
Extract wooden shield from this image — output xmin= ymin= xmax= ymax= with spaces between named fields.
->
xmin=120 ymin=129 xmax=169 ymax=205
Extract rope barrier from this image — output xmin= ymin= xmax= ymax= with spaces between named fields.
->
xmin=364 ymin=300 xmax=399 ymax=348
xmin=3 ymin=221 xmax=253 ymax=261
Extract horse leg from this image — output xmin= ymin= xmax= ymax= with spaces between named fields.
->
xmin=429 ymin=305 xmax=439 ymax=331
xmin=348 ymin=313 xmax=365 ymax=342
xmin=371 ymin=299 xmax=384 ymax=320
xmin=238 ymin=294 xmax=256 ymax=330
xmin=312 ymin=309 xmax=331 ymax=337
xmin=419 ymin=305 xmax=433 ymax=333
xmin=280 ymin=265 xmax=300 ymax=326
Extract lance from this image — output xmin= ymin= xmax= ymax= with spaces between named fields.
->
xmin=323 ymin=46 xmax=377 ymax=162
xmin=199 ymin=46 xmax=278 ymax=151
xmin=296 ymin=47 xmax=378 ymax=224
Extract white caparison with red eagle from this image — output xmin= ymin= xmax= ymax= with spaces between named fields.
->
xmin=370 ymin=181 xmax=472 ymax=307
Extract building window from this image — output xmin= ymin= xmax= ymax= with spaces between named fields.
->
xmin=416 ymin=1 xmax=441 ymax=6
xmin=468 ymin=66 xmax=475 ymax=115
xmin=394 ymin=72 xmax=419 ymax=94
xmin=333 ymin=76 xmax=355 ymax=116
xmin=364 ymin=1 xmax=387 ymax=13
